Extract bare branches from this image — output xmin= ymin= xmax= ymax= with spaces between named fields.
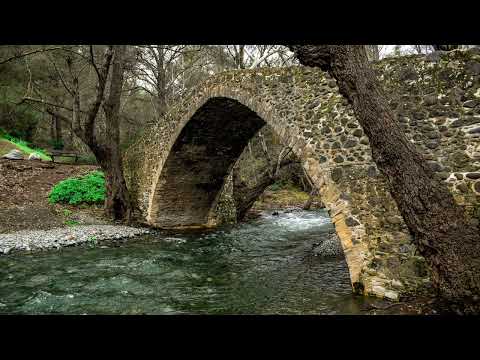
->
xmin=0 ymin=46 xmax=62 ymax=65
xmin=45 ymin=53 xmax=73 ymax=96
xmin=20 ymin=96 xmax=80 ymax=113
xmin=83 ymin=45 xmax=114 ymax=146
xmin=18 ymin=97 xmax=73 ymax=126
xmin=89 ymin=45 xmax=102 ymax=82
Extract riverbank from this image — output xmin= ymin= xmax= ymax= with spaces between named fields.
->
xmin=0 ymin=159 xmax=444 ymax=314
xmin=252 ymin=187 xmax=324 ymax=211
xmin=0 ymin=225 xmax=151 ymax=255
xmin=0 ymin=158 xmax=104 ymax=233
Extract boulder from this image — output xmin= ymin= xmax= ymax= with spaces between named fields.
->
xmin=312 ymin=233 xmax=344 ymax=257
xmin=28 ymin=152 xmax=42 ymax=161
xmin=2 ymin=149 xmax=23 ymax=160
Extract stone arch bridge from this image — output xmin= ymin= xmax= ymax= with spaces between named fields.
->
xmin=124 ymin=49 xmax=480 ymax=300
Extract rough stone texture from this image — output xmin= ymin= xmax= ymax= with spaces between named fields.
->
xmin=124 ymin=49 xmax=480 ymax=300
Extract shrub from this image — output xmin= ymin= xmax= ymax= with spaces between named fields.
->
xmin=49 ymin=171 xmax=106 ymax=205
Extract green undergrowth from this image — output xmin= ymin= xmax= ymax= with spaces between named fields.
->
xmin=64 ymin=219 xmax=80 ymax=226
xmin=255 ymin=182 xmax=313 ymax=209
xmin=49 ymin=171 xmax=106 ymax=205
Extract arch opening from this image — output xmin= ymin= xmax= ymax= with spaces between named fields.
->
xmin=148 ymin=97 xmax=268 ymax=228
xmin=147 ymin=95 xmax=358 ymax=290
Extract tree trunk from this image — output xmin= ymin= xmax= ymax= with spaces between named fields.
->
xmin=289 ymin=45 xmax=480 ymax=312
xmin=54 ymin=114 xmax=62 ymax=144
xmin=98 ymin=152 xmax=132 ymax=221
xmin=302 ymin=190 xmax=316 ymax=210
xmin=233 ymin=156 xmax=299 ymax=221
xmin=233 ymin=166 xmax=275 ymax=221
xmin=101 ymin=45 xmax=132 ymax=221
xmin=50 ymin=114 xmax=56 ymax=143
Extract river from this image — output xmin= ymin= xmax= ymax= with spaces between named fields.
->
xmin=0 ymin=209 xmax=367 ymax=314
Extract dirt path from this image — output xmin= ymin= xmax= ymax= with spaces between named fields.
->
xmin=0 ymin=159 xmax=104 ymax=233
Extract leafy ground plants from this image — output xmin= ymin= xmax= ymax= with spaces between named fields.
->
xmin=49 ymin=171 xmax=106 ymax=205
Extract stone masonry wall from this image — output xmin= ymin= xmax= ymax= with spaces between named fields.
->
xmin=124 ymin=48 xmax=480 ymax=300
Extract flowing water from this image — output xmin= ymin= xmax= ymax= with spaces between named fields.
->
xmin=0 ymin=209 xmax=367 ymax=314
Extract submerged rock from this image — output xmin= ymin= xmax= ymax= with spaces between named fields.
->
xmin=312 ymin=232 xmax=344 ymax=257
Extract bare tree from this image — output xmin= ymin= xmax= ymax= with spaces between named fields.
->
xmin=412 ymin=45 xmax=434 ymax=54
xmin=134 ymin=45 xmax=186 ymax=117
xmin=23 ymin=45 xmax=133 ymax=221
xmin=222 ymin=45 xmax=296 ymax=69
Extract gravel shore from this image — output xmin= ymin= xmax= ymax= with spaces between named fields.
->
xmin=0 ymin=225 xmax=151 ymax=255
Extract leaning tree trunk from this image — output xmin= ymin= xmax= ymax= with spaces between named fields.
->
xmin=233 ymin=166 xmax=275 ymax=221
xmin=101 ymin=45 xmax=132 ymax=221
xmin=302 ymin=190 xmax=318 ymax=210
xmin=289 ymin=45 xmax=480 ymax=313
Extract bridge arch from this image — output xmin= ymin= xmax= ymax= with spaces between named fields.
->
xmin=125 ymin=72 xmax=410 ymax=300
xmin=124 ymin=51 xmax=480 ymax=299
xmin=147 ymin=88 xmax=374 ymax=295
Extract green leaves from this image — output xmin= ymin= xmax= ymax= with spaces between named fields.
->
xmin=49 ymin=171 xmax=106 ymax=205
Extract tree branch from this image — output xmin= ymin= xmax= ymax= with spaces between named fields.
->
xmin=81 ymin=47 xmax=112 ymax=147
xmin=20 ymin=97 xmax=87 ymax=114
xmin=89 ymin=45 xmax=102 ymax=82
xmin=45 ymin=53 xmax=73 ymax=96
xmin=0 ymin=46 xmax=62 ymax=65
